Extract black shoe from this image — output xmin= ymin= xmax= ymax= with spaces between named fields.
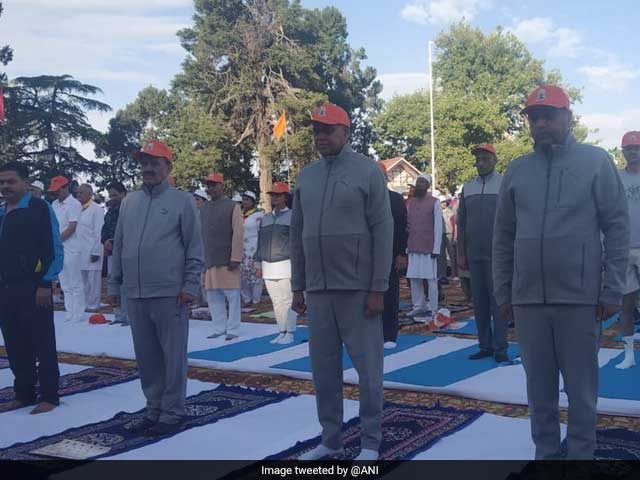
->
xmin=468 ymin=350 xmax=493 ymax=360
xmin=143 ymin=421 xmax=183 ymax=437
xmin=126 ymin=417 xmax=157 ymax=434
xmin=494 ymin=352 xmax=509 ymax=363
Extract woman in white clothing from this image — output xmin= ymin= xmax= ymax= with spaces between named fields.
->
xmin=255 ymin=182 xmax=297 ymax=344
xmin=240 ymin=191 xmax=264 ymax=306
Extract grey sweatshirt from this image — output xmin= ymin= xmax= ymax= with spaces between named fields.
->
xmin=108 ymin=180 xmax=204 ymax=299
xmin=291 ymin=144 xmax=393 ymax=293
xmin=492 ymin=135 xmax=629 ymax=307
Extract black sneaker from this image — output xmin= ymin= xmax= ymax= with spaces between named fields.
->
xmin=494 ymin=352 xmax=509 ymax=363
xmin=126 ymin=417 xmax=157 ymax=434
xmin=143 ymin=421 xmax=183 ymax=437
xmin=468 ymin=350 xmax=493 ymax=360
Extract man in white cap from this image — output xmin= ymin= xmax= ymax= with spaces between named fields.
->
xmin=76 ymin=184 xmax=105 ymax=313
xmin=192 ymin=189 xmax=209 ymax=209
xmin=30 ymin=181 xmax=45 ymax=199
xmin=406 ymin=173 xmax=443 ymax=320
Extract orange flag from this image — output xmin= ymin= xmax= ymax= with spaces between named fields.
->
xmin=273 ymin=112 xmax=287 ymax=141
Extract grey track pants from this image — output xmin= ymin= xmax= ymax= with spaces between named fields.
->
xmin=514 ymin=304 xmax=601 ymax=460
xmin=128 ymin=297 xmax=189 ymax=424
xmin=306 ymin=290 xmax=384 ymax=451
xmin=469 ymin=261 xmax=507 ymax=354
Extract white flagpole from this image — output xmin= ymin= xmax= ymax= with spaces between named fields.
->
xmin=428 ymin=40 xmax=436 ymax=187
xmin=284 ymin=125 xmax=291 ymax=187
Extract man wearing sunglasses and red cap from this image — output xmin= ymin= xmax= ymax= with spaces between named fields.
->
xmin=108 ymin=140 xmax=204 ymax=437
xmin=291 ymin=103 xmax=393 ymax=461
xmin=493 ymin=85 xmax=629 ymax=460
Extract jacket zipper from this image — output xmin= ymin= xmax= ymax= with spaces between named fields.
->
xmin=318 ymin=161 xmax=334 ymax=290
xmin=137 ymin=188 xmax=154 ymax=296
xmin=541 ymin=152 xmax=552 ymax=303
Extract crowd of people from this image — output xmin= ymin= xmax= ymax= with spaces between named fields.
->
xmin=0 ymin=84 xmax=639 ymax=461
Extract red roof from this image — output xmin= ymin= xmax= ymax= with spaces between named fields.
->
xmin=379 ymin=157 xmax=421 ymax=176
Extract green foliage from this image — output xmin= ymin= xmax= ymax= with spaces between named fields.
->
xmin=373 ymin=21 xmax=584 ymax=192
xmin=0 ymin=75 xmax=111 ymax=182
xmin=0 ymin=2 xmax=13 ymax=79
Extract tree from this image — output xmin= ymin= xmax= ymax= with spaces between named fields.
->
xmin=373 ymin=21 xmax=583 ymax=192
xmin=175 ymin=0 xmax=381 ymax=207
xmin=0 ymin=75 xmax=111 ymax=181
xmin=0 ymin=2 xmax=13 ymax=80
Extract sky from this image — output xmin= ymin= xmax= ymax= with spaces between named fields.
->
xmin=2 ymin=0 xmax=639 ymax=156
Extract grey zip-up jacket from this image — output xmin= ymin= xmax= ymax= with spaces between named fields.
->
xmin=457 ymin=170 xmax=503 ymax=263
xmin=492 ymin=135 xmax=629 ymax=307
xmin=256 ymin=208 xmax=292 ymax=263
xmin=108 ymin=181 xmax=204 ymax=299
xmin=291 ymin=145 xmax=393 ymax=293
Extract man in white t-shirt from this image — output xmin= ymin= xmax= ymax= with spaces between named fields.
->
xmin=76 ymin=184 xmax=105 ymax=312
xmin=50 ymin=176 xmax=85 ymax=322
xmin=617 ymin=131 xmax=640 ymax=369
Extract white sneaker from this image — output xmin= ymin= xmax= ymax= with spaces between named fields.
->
xmin=384 ymin=341 xmax=397 ymax=349
xmin=616 ymin=336 xmax=636 ymax=369
xmin=298 ymin=444 xmax=343 ymax=461
xmin=413 ymin=316 xmax=431 ymax=324
xmin=354 ymin=449 xmax=379 ymax=461
xmin=279 ymin=333 xmax=295 ymax=345
xmin=270 ymin=333 xmax=286 ymax=344
xmin=407 ymin=308 xmax=427 ymax=317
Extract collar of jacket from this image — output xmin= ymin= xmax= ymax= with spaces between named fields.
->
xmin=479 ymin=169 xmax=498 ymax=182
xmin=533 ymin=132 xmax=576 ymax=156
xmin=320 ymin=143 xmax=353 ymax=162
xmin=141 ymin=180 xmax=170 ymax=197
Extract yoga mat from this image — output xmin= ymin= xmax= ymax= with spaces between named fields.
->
xmin=0 ymin=356 xmax=8 ymax=370
xmin=271 ymin=334 xmax=436 ymax=373
xmin=188 ymin=327 xmax=309 ymax=363
xmin=0 ymin=384 xmax=294 ymax=461
xmin=0 ymin=366 xmax=139 ymax=413
xmin=599 ymin=351 xmax=640 ymax=401
xmin=435 ymin=318 xmax=477 ymax=335
xmin=266 ymin=401 xmax=483 ymax=460
xmin=251 ymin=311 xmax=276 ymax=319
xmin=384 ymin=343 xmax=520 ymax=388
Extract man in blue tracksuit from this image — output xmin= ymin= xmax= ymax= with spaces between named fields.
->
xmin=291 ymin=103 xmax=393 ymax=461
xmin=493 ymin=85 xmax=629 ymax=459
xmin=0 ymin=162 xmax=63 ymax=414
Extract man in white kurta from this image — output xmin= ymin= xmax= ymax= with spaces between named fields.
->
xmin=76 ymin=184 xmax=105 ymax=312
xmin=406 ymin=174 xmax=443 ymax=321
xmin=50 ymin=176 xmax=85 ymax=322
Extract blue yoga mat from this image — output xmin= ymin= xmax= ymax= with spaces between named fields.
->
xmin=599 ymin=351 xmax=640 ymax=401
xmin=435 ymin=318 xmax=477 ymax=335
xmin=271 ymin=334 xmax=436 ymax=373
xmin=384 ymin=343 xmax=520 ymax=387
xmin=188 ymin=327 xmax=309 ymax=363
xmin=603 ymin=313 xmax=619 ymax=331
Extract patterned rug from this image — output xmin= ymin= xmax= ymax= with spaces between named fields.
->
xmin=0 ymin=366 xmax=139 ymax=413
xmin=593 ymin=428 xmax=640 ymax=460
xmin=0 ymin=384 xmax=294 ymax=461
xmin=267 ymin=401 xmax=483 ymax=460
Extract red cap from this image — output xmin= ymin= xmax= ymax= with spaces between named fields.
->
xmin=471 ymin=143 xmax=497 ymax=155
xmin=204 ymin=172 xmax=224 ymax=184
xmin=311 ymin=103 xmax=350 ymax=127
xmin=89 ymin=314 xmax=109 ymax=325
xmin=622 ymin=131 xmax=640 ymax=148
xmin=522 ymin=85 xmax=571 ymax=114
xmin=48 ymin=176 xmax=70 ymax=192
xmin=268 ymin=182 xmax=290 ymax=194
xmin=133 ymin=140 xmax=173 ymax=163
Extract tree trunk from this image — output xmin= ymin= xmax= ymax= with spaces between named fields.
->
xmin=257 ymin=143 xmax=272 ymax=213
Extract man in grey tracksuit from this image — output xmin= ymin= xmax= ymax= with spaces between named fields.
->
xmin=108 ymin=140 xmax=204 ymax=437
xmin=493 ymin=85 xmax=629 ymax=460
xmin=291 ymin=103 xmax=393 ymax=461
xmin=457 ymin=143 xmax=508 ymax=362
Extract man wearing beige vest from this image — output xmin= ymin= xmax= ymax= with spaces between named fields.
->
xmin=201 ymin=173 xmax=244 ymax=340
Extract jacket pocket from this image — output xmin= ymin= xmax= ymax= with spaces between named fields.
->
xmin=544 ymin=236 xmax=587 ymax=299
xmin=555 ymin=168 xmax=585 ymax=209
xmin=331 ymin=181 xmax=359 ymax=209
xmin=321 ymin=234 xmax=369 ymax=289
xmin=514 ymin=238 xmax=543 ymax=300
